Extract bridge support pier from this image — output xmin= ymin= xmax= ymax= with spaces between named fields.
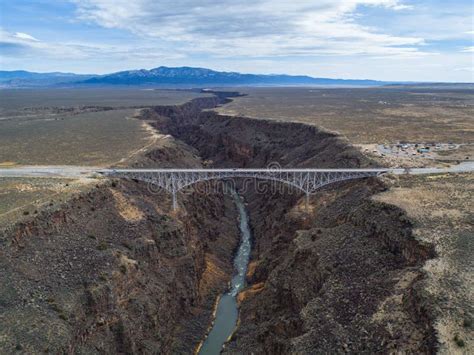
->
xmin=104 ymin=169 xmax=386 ymax=213
xmin=172 ymin=190 xmax=178 ymax=211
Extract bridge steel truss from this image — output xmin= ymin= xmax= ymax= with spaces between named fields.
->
xmin=101 ymin=168 xmax=388 ymax=210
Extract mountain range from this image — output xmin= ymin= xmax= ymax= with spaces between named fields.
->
xmin=0 ymin=66 xmax=386 ymax=88
xmin=0 ymin=70 xmax=95 ymax=87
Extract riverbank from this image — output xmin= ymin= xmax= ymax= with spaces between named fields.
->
xmin=1 ymin=90 xmax=462 ymax=353
xmin=199 ymin=190 xmax=252 ymax=354
xmin=0 ymin=119 xmax=241 ymax=353
xmin=141 ymin=91 xmax=438 ymax=353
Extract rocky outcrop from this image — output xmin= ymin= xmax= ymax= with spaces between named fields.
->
xmin=222 ymin=180 xmax=436 ymax=354
xmin=145 ymin=96 xmax=372 ymax=169
xmin=0 ymin=139 xmax=239 ymax=354
xmin=0 ymin=91 xmax=437 ymax=354
xmin=141 ymin=92 xmax=437 ymax=353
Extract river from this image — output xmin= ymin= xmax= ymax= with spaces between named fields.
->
xmin=199 ymin=190 xmax=252 ymax=354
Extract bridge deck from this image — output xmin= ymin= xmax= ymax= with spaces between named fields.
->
xmin=99 ymin=168 xmax=391 ymax=173
xmin=1 ymin=164 xmax=472 ymax=211
xmin=0 ymin=163 xmax=472 ymax=178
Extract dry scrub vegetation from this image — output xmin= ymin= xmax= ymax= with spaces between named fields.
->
xmin=0 ymin=89 xmax=208 ymax=221
xmin=218 ymin=86 xmax=473 ymax=351
xmin=0 ymin=177 xmax=97 ymax=226
xmin=0 ymin=89 xmax=208 ymax=166
xmin=375 ymin=173 xmax=473 ymax=353
xmin=217 ymin=87 xmax=474 ymax=145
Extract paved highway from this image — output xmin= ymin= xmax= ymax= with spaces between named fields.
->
xmin=0 ymin=166 xmax=101 ymax=178
xmin=0 ymin=162 xmax=473 ymax=179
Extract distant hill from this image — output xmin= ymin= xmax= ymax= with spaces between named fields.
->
xmin=0 ymin=67 xmax=388 ymax=88
xmin=386 ymin=82 xmax=474 ymax=90
xmin=80 ymin=66 xmax=385 ymax=87
xmin=0 ymin=71 xmax=94 ymax=88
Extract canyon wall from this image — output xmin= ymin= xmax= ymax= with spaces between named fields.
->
xmin=144 ymin=92 xmax=437 ymax=353
xmin=1 ymin=91 xmax=437 ymax=354
xmin=0 ymin=139 xmax=239 ymax=354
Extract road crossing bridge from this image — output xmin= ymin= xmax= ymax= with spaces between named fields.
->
xmin=101 ymin=168 xmax=389 ymax=210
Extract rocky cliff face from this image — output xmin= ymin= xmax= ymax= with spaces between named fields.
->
xmin=223 ymin=180 xmax=436 ymax=353
xmin=146 ymin=92 xmax=437 ymax=353
xmin=145 ymin=101 xmax=371 ymax=169
xmin=1 ymin=91 xmax=437 ymax=354
xmin=0 ymin=139 xmax=239 ymax=353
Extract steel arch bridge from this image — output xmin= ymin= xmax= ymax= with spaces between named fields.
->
xmin=100 ymin=168 xmax=388 ymax=210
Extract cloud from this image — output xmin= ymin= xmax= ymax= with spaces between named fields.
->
xmin=0 ymin=29 xmax=38 ymax=46
xmin=14 ymin=32 xmax=40 ymax=42
xmin=0 ymin=28 xmax=184 ymax=63
xmin=70 ymin=0 xmax=426 ymax=58
xmin=3 ymin=1 xmax=470 ymax=81
xmin=0 ymin=29 xmax=80 ymax=57
xmin=0 ymin=29 xmax=57 ymax=59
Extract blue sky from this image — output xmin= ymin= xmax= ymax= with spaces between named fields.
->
xmin=0 ymin=0 xmax=472 ymax=81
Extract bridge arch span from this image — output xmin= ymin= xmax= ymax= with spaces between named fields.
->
xmin=176 ymin=174 xmax=307 ymax=194
xmin=104 ymin=168 xmax=387 ymax=210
